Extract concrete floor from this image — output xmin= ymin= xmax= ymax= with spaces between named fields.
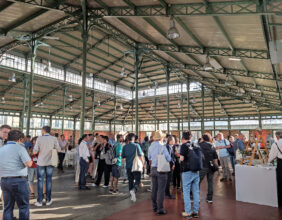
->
xmin=1 ymin=168 xmax=282 ymax=220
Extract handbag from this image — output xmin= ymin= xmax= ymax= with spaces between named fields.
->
xmin=131 ymin=145 xmax=143 ymax=172
xmin=208 ymin=161 xmax=218 ymax=172
xmin=51 ymin=148 xmax=59 ymax=167
xmin=157 ymin=146 xmax=171 ymax=173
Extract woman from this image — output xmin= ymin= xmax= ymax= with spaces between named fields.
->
xmin=199 ymin=133 xmax=218 ymax=204
xmin=172 ymin=135 xmax=181 ymax=189
xmin=78 ymin=134 xmax=90 ymax=190
xmin=165 ymin=135 xmax=176 ymax=199
xmin=229 ymin=136 xmax=236 ymax=175
xmin=27 ymin=136 xmax=38 ymax=199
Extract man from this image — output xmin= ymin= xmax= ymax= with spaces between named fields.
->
xmin=24 ymin=135 xmax=33 ymax=149
xmin=148 ymin=131 xmax=171 ymax=216
xmin=34 ymin=126 xmax=60 ymax=207
xmin=0 ymin=130 xmax=32 ymax=220
xmin=109 ymin=134 xmax=123 ymax=194
xmin=216 ymin=132 xmax=232 ymax=182
xmin=180 ymin=131 xmax=202 ymax=219
xmin=0 ymin=124 xmax=11 ymax=147
xmin=109 ymin=133 xmax=115 ymax=147
xmin=122 ymin=133 xmax=144 ymax=202
xmin=58 ymin=134 xmax=68 ymax=173
xmin=268 ymin=131 xmax=282 ymax=207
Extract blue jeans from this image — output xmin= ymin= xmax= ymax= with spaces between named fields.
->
xmin=230 ymin=156 xmax=236 ymax=173
xmin=37 ymin=166 xmax=54 ymax=203
xmin=122 ymin=163 xmax=127 ymax=180
xmin=182 ymin=171 xmax=200 ymax=214
xmin=79 ymin=158 xmax=89 ymax=188
xmin=1 ymin=177 xmax=29 ymax=220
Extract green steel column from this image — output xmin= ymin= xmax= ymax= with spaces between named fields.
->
xmin=113 ymin=84 xmax=117 ymax=135
xmin=131 ymin=98 xmax=134 ymax=132
xmin=20 ymin=75 xmax=27 ymax=131
xmin=201 ymin=84 xmax=205 ymax=135
xmin=157 ymin=120 xmax=159 ymax=130
xmin=187 ymin=77 xmax=191 ymax=130
xmin=166 ymin=65 xmax=170 ymax=134
xmin=73 ymin=118 xmax=76 ymax=147
xmin=181 ymin=83 xmax=184 ymax=132
xmin=109 ymin=121 xmax=112 ymax=133
xmin=212 ymin=92 xmax=215 ymax=137
xmin=49 ymin=115 xmax=52 ymax=130
xmin=61 ymin=86 xmax=66 ymax=134
xmin=26 ymin=38 xmax=36 ymax=136
xmin=91 ymin=78 xmax=95 ymax=133
xmin=178 ymin=119 xmax=180 ymax=140
xmin=134 ymin=47 xmax=140 ymax=135
xmin=259 ymin=114 xmax=262 ymax=129
xmin=154 ymin=88 xmax=157 ymax=130
xmin=228 ymin=117 xmax=231 ymax=135
xmin=79 ymin=0 xmax=88 ymax=137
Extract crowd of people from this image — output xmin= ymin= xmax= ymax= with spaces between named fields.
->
xmin=0 ymin=123 xmax=281 ymax=220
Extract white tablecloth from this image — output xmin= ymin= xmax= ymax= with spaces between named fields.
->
xmin=63 ymin=150 xmax=76 ymax=166
xmin=235 ymin=164 xmax=278 ymax=207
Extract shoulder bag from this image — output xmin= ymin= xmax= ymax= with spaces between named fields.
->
xmin=51 ymin=147 xmax=59 ymax=167
xmin=131 ymin=144 xmax=143 ymax=172
xmin=157 ymin=146 xmax=171 ymax=173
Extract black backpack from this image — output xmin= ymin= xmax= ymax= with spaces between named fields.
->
xmin=225 ymin=140 xmax=235 ymax=156
xmin=182 ymin=143 xmax=203 ymax=172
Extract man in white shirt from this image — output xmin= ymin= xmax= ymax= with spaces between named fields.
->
xmin=268 ymin=131 xmax=282 ymax=207
xmin=33 ymin=126 xmax=60 ymax=207
xmin=78 ymin=134 xmax=90 ymax=190
xmin=58 ymin=135 xmax=69 ymax=173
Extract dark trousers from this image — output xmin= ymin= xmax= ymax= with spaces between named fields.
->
xmin=230 ymin=155 xmax=236 ymax=173
xmin=1 ymin=177 xmax=29 ymax=220
xmin=79 ymin=158 xmax=89 ymax=189
xmin=151 ymin=167 xmax=168 ymax=212
xmin=173 ymin=161 xmax=181 ymax=188
xmin=127 ymin=169 xmax=141 ymax=192
xmin=58 ymin=152 xmax=65 ymax=171
xmin=277 ymin=158 xmax=282 ymax=207
xmin=104 ymin=164 xmax=112 ymax=186
xmin=165 ymin=171 xmax=172 ymax=196
xmin=95 ymin=159 xmax=105 ymax=186
xmin=145 ymin=156 xmax=151 ymax=175
xmin=200 ymin=167 xmax=214 ymax=201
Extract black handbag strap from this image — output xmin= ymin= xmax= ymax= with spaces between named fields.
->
xmin=276 ymin=143 xmax=282 ymax=155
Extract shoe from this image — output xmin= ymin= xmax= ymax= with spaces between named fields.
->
xmin=29 ymin=193 xmax=35 ymax=199
xmin=166 ymin=195 xmax=176 ymax=199
xmin=123 ymin=179 xmax=126 ymax=184
xmin=192 ymin=212 xmax=199 ymax=218
xmin=112 ymin=191 xmax=119 ymax=195
xmin=157 ymin=210 xmax=167 ymax=216
xmin=182 ymin=212 xmax=192 ymax=219
xmin=34 ymin=202 xmax=43 ymax=207
xmin=130 ymin=189 xmax=136 ymax=202
xmin=229 ymin=178 xmax=232 ymax=182
xmin=153 ymin=208 xmax=157 ymax=212
xmin=206 ymin=200 xmax=213 ymax=204
xmin=102 ymin=185 xmax=108 ymax=188
xmin=79 ymin=187 xmax=91 ymax=190
xmin=220 ymin=178 xmax=227 ymax=182
xmin=46 ymin=200 xmax=52 ymax=206
xmin=91 ymin=183 xmax=97 ymax=187
xmin=147 ymin=189 xmax=152 ymax=192
xmin=109 ymin=188 xmax=113 ymax=193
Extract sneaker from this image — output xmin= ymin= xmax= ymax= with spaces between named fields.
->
xmin=91 ymin=183 xmax=97 ymax=187
xmin=46 ymin=200 xmax=52 ymax=206
xmin=34 ymin=202 xmax=43 ymax=207
xmin=147 ymin=189 xmax=152 ymax=192
xmin=109 ymin=188 xmax=113 ymax=193
xmin=102 ymin=185 xmax=108 ymax=188
xmin=192 ymin=212 xmax=199 ymax=218
xmin=123 ymin=179 xmax=126 ymax=184
xmin=206 ymin=200 xmax=213 ymax=204
xmin=112 ymin=191 xmax=119 ymax=195
xmin=130 ymin=189 xmax=136 ymax=202
xmin=182 ymin=212 xmax=192 ymax=219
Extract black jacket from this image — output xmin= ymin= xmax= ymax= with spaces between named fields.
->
xmin=199 ymin=142 xmax=218 ymax=169
xmin=166 ymin=144 xmax=176 ymax=168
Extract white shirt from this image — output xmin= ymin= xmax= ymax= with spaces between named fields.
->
xmin=59 ymin=140 xmax=68 ymax=153
xmin=79 ymin=140 xmax=90 ymax=162
xmin=268 ymin=139 xmax=282 ymax=163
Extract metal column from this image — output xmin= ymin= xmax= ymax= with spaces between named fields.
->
xmin=177 ymin=119 xmax=180 ymax=140
xmin=113 ymin=84 xmax=117 ymax=135
xmin=259 ymin=114 xmax=262 ymax=129
xmin=20 ymin=75 xmax=28 ymax=131
xmin=187 ymin=77 xmax=191 ymax=131
xmin=79 ymin=0 xmax=88 ymax=137
xmin=61 ymin=86 xmax=66 ymax=134
xmin=91 ymin=77 xmax=95 ymax=133
xmin=228 ymin=117 xmax=231 ymax=136
xmin=49 ymin=115 xmax=52 ymax=130
xmin=134 ymin=48 xmax=140 ymax=135
xmin=201 ymin=84 xmax=205 ymax=135
xmin=166 ymin=65 xmax=170 ymax=134
xmin=181 ymin=83 xmax=184 ymax=132
xmin=109 ymin=121 xmax=112 ymax=132
xmin=131 ymin=90 xmax=134 ymax=132
xmin=26 ymin=38 xmax=36 ymax=136
xmin=154 ymin=88 xmax=157 ymax=131
xmin=212 ymin=92 xmax=215 ymax=137
xmin=73 ymin=118 xmax=76 ymax=147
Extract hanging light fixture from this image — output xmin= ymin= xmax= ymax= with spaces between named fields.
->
xmin=1 ymin=97 xmax=5 ymax=104
xmin=68 ymin=94 xmax=73 ymax=102
xmin=154 ymin=81 xmax=158 ymax=89
xmin=138 ymin=72 xmax=142 ymax=78
xmin=120 ymin=66 xmax=126 ymax=77
xmin=120 ymin=103 xmax=123 ymax=110
xmin=178 ymin=102 xmax=181 ymax=109
xmin=8 ymin=73 xmax=16 ymax=83
xmin=244 ymin=99 xmax=250 ymax=104
xmin=142 ymin=91 xmax=146 ymax=96
xmin=69 ymin=105 xmax=73 ymax=111
xmin=98 ymin=100 xmax=101 ymax=106
xmin=191 ymin=97 xmax=197 ymax=104
xmin=44 ymin=48 xmax=52 ymax=72
xmin=221 ymin=109 xmax=225 ymax=114
xmin=203 ymin=55 xmax=213 ymax=71
xmin=224 ymin=75 xmax=232 ymax=86
xmin=40 ymin=102 xmax=44 ymax=107
xmin=150 ymin=105 xmax=153 ymax=110
xmin=167 ymin=16 xmax=180 ymax=40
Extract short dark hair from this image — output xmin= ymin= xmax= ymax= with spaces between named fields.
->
xmin=60 ymin=134 xmax=65 ymax=137
xmin=95 ymin=133 xmax=99 ymax=136
xmin=8 ymin=130 xmax=24 ymax=142
xmin=202 ymin=134 xmax=210 ymax=142
xmin=276 ymin=131 xmax=282 ymax=138
xmin=167 ymin=135 xmax=174 ymax=144
xmin=26 ymin=135 xmax=31 ymax=138
xmin=88 ymin=134 xmax=93 ymax=137
xmin=144 ymin=136 xmax=149 ymax=142
xmin=127 ymin=133 xmax=135 ymax=142
xmin=116 ymin=134 xmax=122 ymax=140
xmin=182 ymin=131 xmax=192 ymax=140
xmin=102 ymin=135 xmax=109 ymax=142
xmin=43 ymin=126 xmax=51 ymax=133
xmin=0 ymin=125 xmax=11 ymax=130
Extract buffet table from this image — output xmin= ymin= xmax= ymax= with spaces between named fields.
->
xmin=235 ymin=164 xmax=278 ymax=207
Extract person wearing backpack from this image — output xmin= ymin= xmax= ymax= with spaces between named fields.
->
xmin=109 ymin=134 xmax=123 ymax=194
xmin=199 ymin=133 xmax=218 ymax=204
xmin=180 ymin=131 xmax=202 ymax=219
xmin=215 ymin=133 xmax=232 ymax=182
